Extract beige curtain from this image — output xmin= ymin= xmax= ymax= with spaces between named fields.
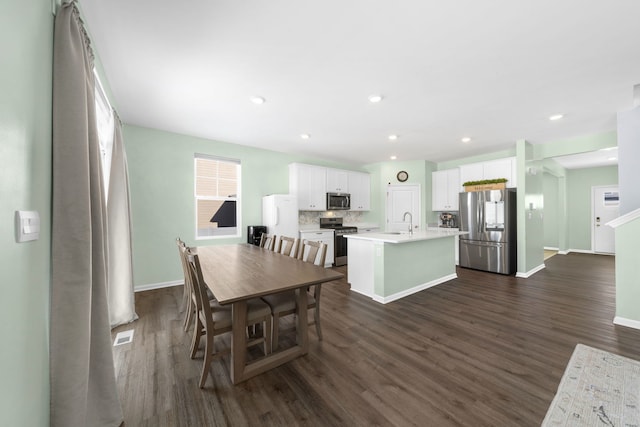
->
xmin=107 ymin=114 xmax=138 ymax=328
xmin=51 ymin=2 xmax=123 ymax=426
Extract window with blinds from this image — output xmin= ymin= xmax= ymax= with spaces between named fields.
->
xmin=194 ymin=154 xmax=241 ymax=239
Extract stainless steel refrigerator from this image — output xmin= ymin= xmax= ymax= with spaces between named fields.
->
xmin=458 ymin=189 xmax=517 ymax=275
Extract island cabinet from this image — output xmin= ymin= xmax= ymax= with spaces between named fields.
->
xmin=326 ymin=168 xmax=349 ymax=193
xmin=459 ymin=157 xmax=517 ymax=188
xmin=431 ymin=168 xmax=460 ymax=211
xmin=345 ymin=230 xmax=466 ymax=303
xmin=289 ymin=163 xmax=326 ymax=211
xmin=348 ymin=171 xmax=371 ymax=211
xmin=299 ymin=230 xmax=334 ymax=267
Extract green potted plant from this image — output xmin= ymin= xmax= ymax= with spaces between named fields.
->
xmin=462 ymin=178 xmax=508 ymax=192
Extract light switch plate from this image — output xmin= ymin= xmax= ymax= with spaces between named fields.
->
xmin=15 ymin=211 xmax=40 ymax=243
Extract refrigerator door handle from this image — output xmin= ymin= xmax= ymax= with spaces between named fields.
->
xmin=275 ymin=207 xmax=279 ymax=226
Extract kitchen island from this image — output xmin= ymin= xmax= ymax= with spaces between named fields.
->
xmin=345 ymin=229 xmax=467 ymax=303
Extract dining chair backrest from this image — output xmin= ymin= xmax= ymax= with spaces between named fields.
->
xmin=259 ymin=233 xmax=276 ymax=251
xmin=297 ymin=240 xmax=327 ymax=267
xmin=186 ymin=249 xmax=212 ymax=325
xmin=276 ymin=236 xmax=300 ymax=258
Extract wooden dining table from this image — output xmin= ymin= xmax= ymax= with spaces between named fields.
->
xmin=195 ymin=244 xmax=344 ymax=384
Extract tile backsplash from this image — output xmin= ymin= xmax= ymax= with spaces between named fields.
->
xmin=298 ymin=210 xmax=364 ymax=225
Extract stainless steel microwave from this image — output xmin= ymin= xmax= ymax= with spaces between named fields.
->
xmin=327 ymin=192 xmax=350 ymax=210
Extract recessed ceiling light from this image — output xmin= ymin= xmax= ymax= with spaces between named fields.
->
xmin=368 ymin=94 xmax=383 ymax=103
xmin=390 ymin=155 xmax=397 ymax=160
xmin=549 ymin=114 xmax=564 ymax=121
xmin=608 ymin=157 xmax=617 ymax=161
xmin=300 ymin=133 xmax=310 ymax=140
xmin=251 ymin=96 xmax=265 ymax=104
xmin=388 ymin=134 xmax=398 ymax=141
xmin=461 ymin=137 xmax=471 ymax=143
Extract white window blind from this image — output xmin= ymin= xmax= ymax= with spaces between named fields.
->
xmin=194 ymin=154 xmax=241 ymax=239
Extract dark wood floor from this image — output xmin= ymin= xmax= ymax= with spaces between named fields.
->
xmin=112 ymin=253 xmax=640 ymax=426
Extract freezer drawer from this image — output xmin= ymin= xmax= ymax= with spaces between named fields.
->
xmin=459 ymin=239 xmax=515 ymax=275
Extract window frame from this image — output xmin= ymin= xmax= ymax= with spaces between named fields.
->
xmin=94 ymin=69 xmax=114 ymax=201
xmin=194 ymin=153 xmax=242 ymax=240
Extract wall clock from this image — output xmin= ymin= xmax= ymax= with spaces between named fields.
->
xmin=396 ymin=171 xmax=409 ymax=182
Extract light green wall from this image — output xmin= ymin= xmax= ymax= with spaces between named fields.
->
xmin=614 ymin=217 xmax=640 ymax=321
xmin=533 ymin=131 xmax=617 ymax=159
xmin=124 ymin=124 xmax=364 ymax=287
xmin=543 ymin=173 xmax=560 ymax=248
xmin=516 ymin=140 xmax=545 ymax=274
xmin=436 ymin=148 xmax=516 ymax=170
xmin=378 ymin=238 xmax=455 ymax=297
xmin=566 ymin=166 xmax=618 ymax=251
xmin=363 ymin=160 xmax=432 ymax=229
xmin=0 ymin=1 xmax=53 ymax=425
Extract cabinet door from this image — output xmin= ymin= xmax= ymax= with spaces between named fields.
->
xmin=431 ymin=170 xmax=449 ymax=211
xmin=459 ymin=163 xmax=484 ymax=186
xmin=349 ymin=172 xmax=370 ymax=211
xmin=289 ymin=164 xmax=326 ymax=210
xmin=483 ymin=158 xmax=512 ymax=183
xmin=446 ymin=169 xmax=461 ymax=210
xmin=326 ymin=168 xmax=349 ymax=193
xmin=432 ymin=169 xmax=460 ymax=211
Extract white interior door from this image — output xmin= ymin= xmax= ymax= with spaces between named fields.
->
xmin=593 ymin=186 xmax=619 ymax=254
xmin=386 ymin=184 xmax=421 ymax=232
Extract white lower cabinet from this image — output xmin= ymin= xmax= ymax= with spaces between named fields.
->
xmin=299 ymin=230 xmax=334 ymax=267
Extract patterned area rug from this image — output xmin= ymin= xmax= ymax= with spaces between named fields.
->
xmin=542 ymin=344 xmax=640 ymax=426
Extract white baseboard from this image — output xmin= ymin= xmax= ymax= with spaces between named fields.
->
xmin=349 ymin=287 xmax=374 ymax=299
xmin=544 ymin=246 xmax=560 ymax=251
xmin=516 ymin=263 xmax=545 ymax=278
xmin=135 ymin=280 xmax=183 ymax=292
xmin=371 ymin=274 xmax=457 ymax=304
xmin=558 ymin=250 xmax=569 ymax=255
xmin=613 ymin=316 xmax=640 ymax=330
xmin=566 ymin=249 xmax=594 ymax=254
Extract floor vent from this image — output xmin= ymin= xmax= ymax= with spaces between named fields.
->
xmin=113 ymin=330 xmax=134 ymax=347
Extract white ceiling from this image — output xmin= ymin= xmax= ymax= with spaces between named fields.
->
xmin=552 ymin=147 xmax=618 ymax=169
xmin=78 ymin=0 xmax=640 ymax=166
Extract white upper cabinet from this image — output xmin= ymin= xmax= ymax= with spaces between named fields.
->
xmin=289 ymin=163 xmax=370 ymax=211
xmin=432 ymin=168 xmax=461 ymax=211
xmin=289 ymin=163 xmax=326 ymax=211
xmin=459 ymin=163 xmax=484 ymax=186
xmin=459 ymin=157 xmax=517 ymax=188
xmin=483 ymin=157 xmax=517 ymax=187
xmin=326 ymin=168 xmax=349 ymax=193
xmin=348 ymin=171 xmax=371 ymax=211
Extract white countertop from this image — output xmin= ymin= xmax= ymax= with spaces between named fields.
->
xmin=345 ymin=229 xmax=468 ymax=244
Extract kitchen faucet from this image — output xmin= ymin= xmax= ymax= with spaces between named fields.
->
xmin=403 ymin=211 xmax=413 ymax=235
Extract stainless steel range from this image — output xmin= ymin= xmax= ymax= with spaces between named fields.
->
xmin=319 ymin=217 xmax=358 ymax=266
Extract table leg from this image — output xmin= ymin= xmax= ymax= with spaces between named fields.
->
xmin=295 ymin=287 xmax=309 ymax=353
xmin=230 ymin=300 xmax=247 ymax=384
xmin=229 ymin=286 xmax=311 ymax=384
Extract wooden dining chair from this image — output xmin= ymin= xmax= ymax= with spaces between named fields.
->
xmin=261 ymin=240 xmax=328 ymax=350
xmin=177 ymin=240 xmax=216 ymax=332
xmin=259 ymin=233 xmax=276 ymax=251
xmin=176 ymin=237 xmax=198 ymax=331
xmin=276 ymin=236 xmax=299 ymax=258
xmin=186 ymin=248 xmax=273 ymax=388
